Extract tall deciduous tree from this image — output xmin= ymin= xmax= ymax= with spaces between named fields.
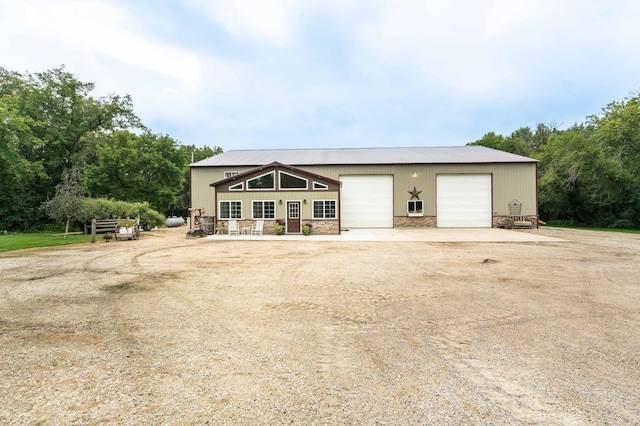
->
xmin=470 ymin=97 xmax=639 ymax=228
xmin=0 ymin=94 xmax=46 ymax=230
xmin=470 ymin=124 xmax=557 ymax=158
xmin=0 ymin=66 xmax=143 ymax=224
xmin=588 ymin=93 xmax=640 ymax=225
xmin=86 ymin=131 xmax=187 ymax=213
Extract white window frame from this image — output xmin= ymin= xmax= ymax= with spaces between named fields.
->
xmin=407 ymin=200 xmax=424 ymax=216
xmin=247 ymin=171 xmax=275 ymax=191
xmin=252 ymin=200 xmax=276 ymax=219
xmin=313 ymin=200 xmax=337 ymax=219
xmin=219 ymin=200 xmax=242 ymax=219
xmin=313 ymin=181 xmax=328 ymax=190
xmin=279 ymin=171 xmax=308 ymax=190
xmin=224 ymin=171 xmax=239 ymax=179
xmin=229 ymin=182 xmax=244 ymax=191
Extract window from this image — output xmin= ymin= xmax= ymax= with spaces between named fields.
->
xmin=224 ymin=171 xmax=239 ymax=179
xmin=219 ymin=201 xmax=242 ymax=219
xmin=407 ymin=200 xmax=423 ymax=214
xmin=252 ymin=201 xmax=275 ymax=219
xmin=313 ymin=200 xmax=336 ymax=219
xmin=313 ymin=181 xmax=328 ymax=190
xmin=248 ymin=171 xmax=275 ymax=190
xmin=279 ymin=171 xmax=307 ymax=189
xmin=229 ymin=182 xmax=243 ymax=191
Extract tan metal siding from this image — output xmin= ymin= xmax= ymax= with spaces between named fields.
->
xmin=190 ymin=167 xmax=254 ymax=215
xmin=299 ymin=163 xmax=537 ymax=217
xmin=193 ymin=163 xmax=537 ymax=219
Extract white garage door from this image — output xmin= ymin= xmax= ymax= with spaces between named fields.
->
xmin=437 ymin=175 xmax=492 ymax=228
xmin=340 ymin=175 xmax=393 ymax=228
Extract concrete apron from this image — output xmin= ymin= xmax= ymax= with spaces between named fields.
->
xmin=203 ymin=228 xmax=564 ymax=243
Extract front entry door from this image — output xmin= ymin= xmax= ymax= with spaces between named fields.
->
xmin=286 ymin=201 xmax=301 ymax=233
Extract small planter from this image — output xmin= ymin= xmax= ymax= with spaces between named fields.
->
xmin=215 ymin=222 xmax=225 ymax=235
xmin=186 ymin=229 xmax=207 ymax=238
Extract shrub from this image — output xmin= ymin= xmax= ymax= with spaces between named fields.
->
xmin=81 ymin=198 xmax=165 ymax=230
xmin=609 ymin=219 xmax=634 ymax=229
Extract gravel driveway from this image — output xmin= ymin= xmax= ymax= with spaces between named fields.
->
xmin=1 ymin=227 xmax=638 ymax=425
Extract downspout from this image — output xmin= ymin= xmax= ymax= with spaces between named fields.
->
xmin=535 ymin=161 xmax=539 ymax=228
xmin=338 ymin=179 xmax=341 ymax=235
xmin=213 ymin=182 xmax=218 ymax=226
xmin=189 ymin=165 xmax=193 ymax=210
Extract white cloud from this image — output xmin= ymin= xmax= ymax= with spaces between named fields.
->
xmin=485 ymin=0 xmax=540 ymax=37
xmin=31 ymin=1 xmax=200 ymax=87
xmin=344 ymin=0 xmax=640 ymax=100
xmin=187 ymin=0 xmax=297 ymax=46
xmin=2 ymin=0 xmax=640 ymax=149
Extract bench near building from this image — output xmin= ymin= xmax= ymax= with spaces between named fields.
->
xmin=189 ymin=146 xmax=538 ymax=235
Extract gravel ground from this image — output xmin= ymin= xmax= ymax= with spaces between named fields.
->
xmin=0 ymin=227 xmax=639 ymax=425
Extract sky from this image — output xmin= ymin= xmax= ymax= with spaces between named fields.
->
xmin=1 ymin=0 xmax=639 ymax=151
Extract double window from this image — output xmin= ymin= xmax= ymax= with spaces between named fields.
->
xmin=313 ymin=200 xmax=336 ymax=219
xmin=407 ymin=200 xmax=423 ymax=214
xmin=252 ymin=201 xmax=275 ymax=219
xmin=219 ymin=201 xmax=242 ymax=219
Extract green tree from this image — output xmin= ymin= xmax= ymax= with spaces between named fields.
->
xmin=469 ymin=124 xmax=556 ymax=157
xmin=0 ymin=94 xmax=46 ymax=230
xmin=537 ymin=122 xmax=636 ymax=226
xmin=468 ymin=128 xmax=530 ymax=156
xmin=532 ymin=122 xmax=557 ymax=151
xmin=0 ymin=66 xmax=143 ymax=229
xmin=538 ymin=126 xmax=593 ymax=223
xmin=173 ymin=144 xmax=223 ymax=214
xmin=587 ymin=93 xmax=640 ymax=226
xmin=86 ymin=131 xmax=187 ymax=213
xmin=42 ymin=167 xmax=88 ymax=238
xmin=469 ymin=131 xmax=505 ymax=150
xmin=79 ymin=198 xmax=166 ymax=230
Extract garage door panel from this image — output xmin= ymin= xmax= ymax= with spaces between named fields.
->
xmin=341 ymin=176 xmax=393 ymax=228
xmin=437 ymin=175 xmax=492 ymax=228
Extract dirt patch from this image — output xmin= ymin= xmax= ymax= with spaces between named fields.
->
xmin=1 ymin=227 xmax=639 ymax=424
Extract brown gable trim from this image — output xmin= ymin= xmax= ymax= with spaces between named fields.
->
xmin=210 ymin=162 xmax=340 ymax=191
xmin=210 ymin=162 xmax=339 ymax=187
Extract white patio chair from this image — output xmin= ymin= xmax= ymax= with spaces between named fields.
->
xmin=251 ymin=220 xmax=264 ymax=235
xmin=228 ymin=219 xmax=240 ymax=235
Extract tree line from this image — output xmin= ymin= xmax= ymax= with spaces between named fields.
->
xmin=0 ymin=66 xmax=220 ymax=232
xmin=469 ymin=92 xmax=640 ymax=228
xmin=2 ymin=66 xmax=637 ymax=231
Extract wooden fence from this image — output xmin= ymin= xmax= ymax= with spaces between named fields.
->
xmin=89 ymin=218 xmax=137 ymax=243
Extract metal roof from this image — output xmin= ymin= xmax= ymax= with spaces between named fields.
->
xmin=191 ymin=146 xmax=537 ymax=167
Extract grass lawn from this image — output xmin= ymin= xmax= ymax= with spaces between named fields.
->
xmin=0 ymin=233 xmax=94 ymax=253
xmin=542 ymin=224 xmax=640 ymax=234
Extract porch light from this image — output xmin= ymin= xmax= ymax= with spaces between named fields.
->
xmin=412 ymin=170 xmax=418 ymax=178
xmin=279 ymin=200 xmax=282 ymax=205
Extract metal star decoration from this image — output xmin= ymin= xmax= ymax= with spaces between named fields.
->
xmin=408 ymin=186 xmax=422 ymax=200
